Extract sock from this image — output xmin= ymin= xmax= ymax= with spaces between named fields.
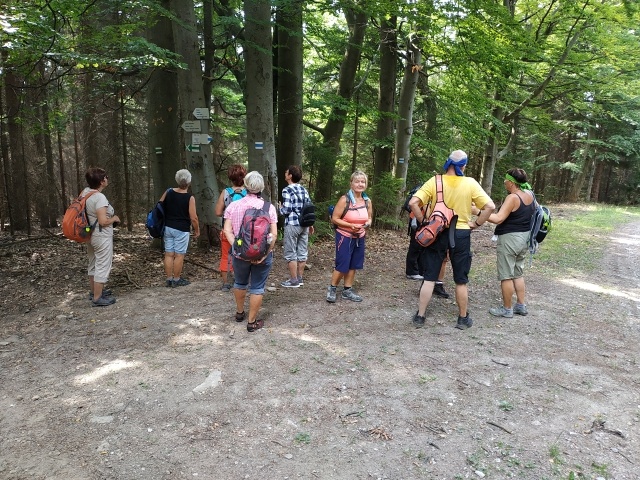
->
xmin=343 ymin=286 xmax=351 ymax=291
xmin=436 ymin=281 xmax=444 ymax=285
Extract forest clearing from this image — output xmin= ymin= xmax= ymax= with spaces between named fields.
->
xmin=1 ymin=205 xmax=639 ymax=480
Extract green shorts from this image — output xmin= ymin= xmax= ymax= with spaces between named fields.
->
xmin=496 ymin=231 xmax=529 ymax=281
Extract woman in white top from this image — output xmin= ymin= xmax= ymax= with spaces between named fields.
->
xmin=82 ymin=167 xmax=120 ymax=307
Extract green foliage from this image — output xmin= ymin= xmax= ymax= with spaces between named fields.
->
xmin=369 ymin=173 xmax=404 ymax=229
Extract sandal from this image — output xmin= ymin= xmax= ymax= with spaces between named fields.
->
xmin=247 ymin=319 xmax=264 ymax=332
xmin=235 ymin=311 xmax=246 ymax=322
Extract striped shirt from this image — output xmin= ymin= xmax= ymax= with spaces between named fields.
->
xmin=279 ymin=184 xmax=311 ymax=226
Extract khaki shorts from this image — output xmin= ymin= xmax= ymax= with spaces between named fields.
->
xmin=88 ymin=235 xmax=113 ymax=284
xmin=496 ymin=231 xmax=529 ymax=281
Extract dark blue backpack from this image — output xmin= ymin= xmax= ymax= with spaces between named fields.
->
xmin=146 ymin=189 xmax=171 ymax=238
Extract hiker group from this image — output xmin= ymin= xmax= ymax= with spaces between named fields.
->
xmin=66 ymin=149 xmax=549 ymax=332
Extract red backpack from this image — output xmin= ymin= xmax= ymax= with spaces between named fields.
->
xmin=62 ymin=190 xmax=99 ymax=242
xmin=415 ymin=175 xmax=458 ymax=248
xmin=232 ymin=201 xmax=272 ymax=261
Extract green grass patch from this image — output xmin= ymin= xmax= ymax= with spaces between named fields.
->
xmin=533 ymin=204 xmax=639 ymax=276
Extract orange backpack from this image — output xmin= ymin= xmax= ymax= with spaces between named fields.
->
xmin=62 ymin=190 xmax=98 ymax=242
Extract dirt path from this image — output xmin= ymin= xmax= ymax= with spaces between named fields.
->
xmin=1 ymin=213 xmax=639 ymax=479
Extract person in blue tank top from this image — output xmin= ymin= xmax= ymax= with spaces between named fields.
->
xmin=486 ymin=168 xmax=535 ymax=318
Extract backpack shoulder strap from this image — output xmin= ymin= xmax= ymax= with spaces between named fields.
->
xmin=340 ymin=194 xmax=350 ymax=219
xmin=435 ymin=175 xmax=445 ymax=203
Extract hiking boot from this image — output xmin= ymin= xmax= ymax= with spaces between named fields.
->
xmin=489 ymin=306 xmax=514 ymax=318
xmin=174 ymin=278 xmax=191 ymax=287
xmin=406 ymin=274 xmax=423 ymax=280
xmin=433 ymin=283 xmax=450 ymax=299
xmin=221 ymin=283 xmax=232 ymax=292
xmin=412 ymin=312 xmax=426 ymax=328
xmin=455 ymin=314 xmax=473 ymax=330
xmin=297 ymin=276 xmax=304 ymax=286
xmin=280 ymin=278 xmax=300 ymax=288
xmin=513 ymin=304 xmax=528 ymax=316
xmin=326 ymin=286 xmax=337 ymax=303
xmin=165 ymin=279 xmax=174 ymax=288
xmin=89 ymin=289 xmax=113 ymax=301
xmin=92 ymin=296 xmax=116 ymax=307
xmin=341 ymin=289 xmax=363 ymax=302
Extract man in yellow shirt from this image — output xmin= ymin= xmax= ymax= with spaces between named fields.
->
xmin=408 ymin=150 xmax=495 ymax=330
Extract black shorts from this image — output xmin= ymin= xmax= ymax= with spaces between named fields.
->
xmin=420 ymin=229 xmax=472 ymax=284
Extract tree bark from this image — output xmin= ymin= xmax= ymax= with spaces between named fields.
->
xmin=244 ymin=0 xmax=278 ymax=203
xmin=171 ymin=0 xmax=219 ymax=232
xmin=373 ymin=16 xmax=397 ymax=186
xmin=146 ymin=0 xmax=182 ymax=203
xmin=4 ymin=66 xmax=28 ymax=231
xmin=394 ymin=35 xmax=421 ymax=193
xmin=276 ymin=0 xmax=303 ymax=197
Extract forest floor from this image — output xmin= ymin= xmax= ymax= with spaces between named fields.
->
xmin=1 ymin=204 xmax=639 ymax=480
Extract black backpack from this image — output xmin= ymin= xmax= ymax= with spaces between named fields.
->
xmin=402 ymin=184 xmax=421 ymax=213
xmin=294 ymin=191 xmax=316 ymax=227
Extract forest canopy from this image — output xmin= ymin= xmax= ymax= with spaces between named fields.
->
xmin=1 ymin=0 xmax=639 ymax=238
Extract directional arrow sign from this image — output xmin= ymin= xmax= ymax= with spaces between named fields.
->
xmin=192 ymin=108 xmax=210 ymax=120
xmin=186 ymin=144 xmax=201 ymax=152
xmin=192 ymin=133 xmax=212 ymax=145
xmin=181 ymin=121 xmax=201 ymax=132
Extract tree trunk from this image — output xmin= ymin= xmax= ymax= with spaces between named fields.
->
xmin=0 ymin=64 xmax=10 ymax=233
xmin=276 ymin=0 xmax=303 ymax=197
xmin=4 ymin=66 xmax=28 ymax=231
xmin=244 ymin=0 xmax=278 ymax=203
xmin=146 ymin=0 xmax=182 ymax=202
xmin=313 ymin=9 xmax=367 ymax=202
xmin=171 ymin=0 xmax=219 ymax=234
xmin=394 ymin=35 xmax=421 ymax=193
xmin=120 ymin=88 xmax=132 ymax=231
xmin=373 ymin=16 xmax=397 ymax=186
xmin=568 ymin=123 xmax=594 ymax=202
xmin=44 ymin=101 xmax=60 ymax=227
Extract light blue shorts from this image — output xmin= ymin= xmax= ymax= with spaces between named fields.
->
xmin=164 ymin=226 xmax=190 ymax=254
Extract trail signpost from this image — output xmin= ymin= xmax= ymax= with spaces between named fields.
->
xmin=192 ymin=108 xmax=209 ymax=120
xmin=182 ymin=121 xmax=201 ymax=132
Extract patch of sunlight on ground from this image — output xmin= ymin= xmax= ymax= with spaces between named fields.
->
xmin=74 ymin=359 xmax=141 ymax=385
xmin=559 ymin=278 xmax=639 ymax=303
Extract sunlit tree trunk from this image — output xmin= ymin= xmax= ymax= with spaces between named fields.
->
xmin=394 ymin=35 xmax=421 ymax=193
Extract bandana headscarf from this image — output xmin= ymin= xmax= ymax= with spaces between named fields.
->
xmin=443 ymin=150 xmax=468 ymax=176
xmin=505 ymin=173 xmax=532 ymax=191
